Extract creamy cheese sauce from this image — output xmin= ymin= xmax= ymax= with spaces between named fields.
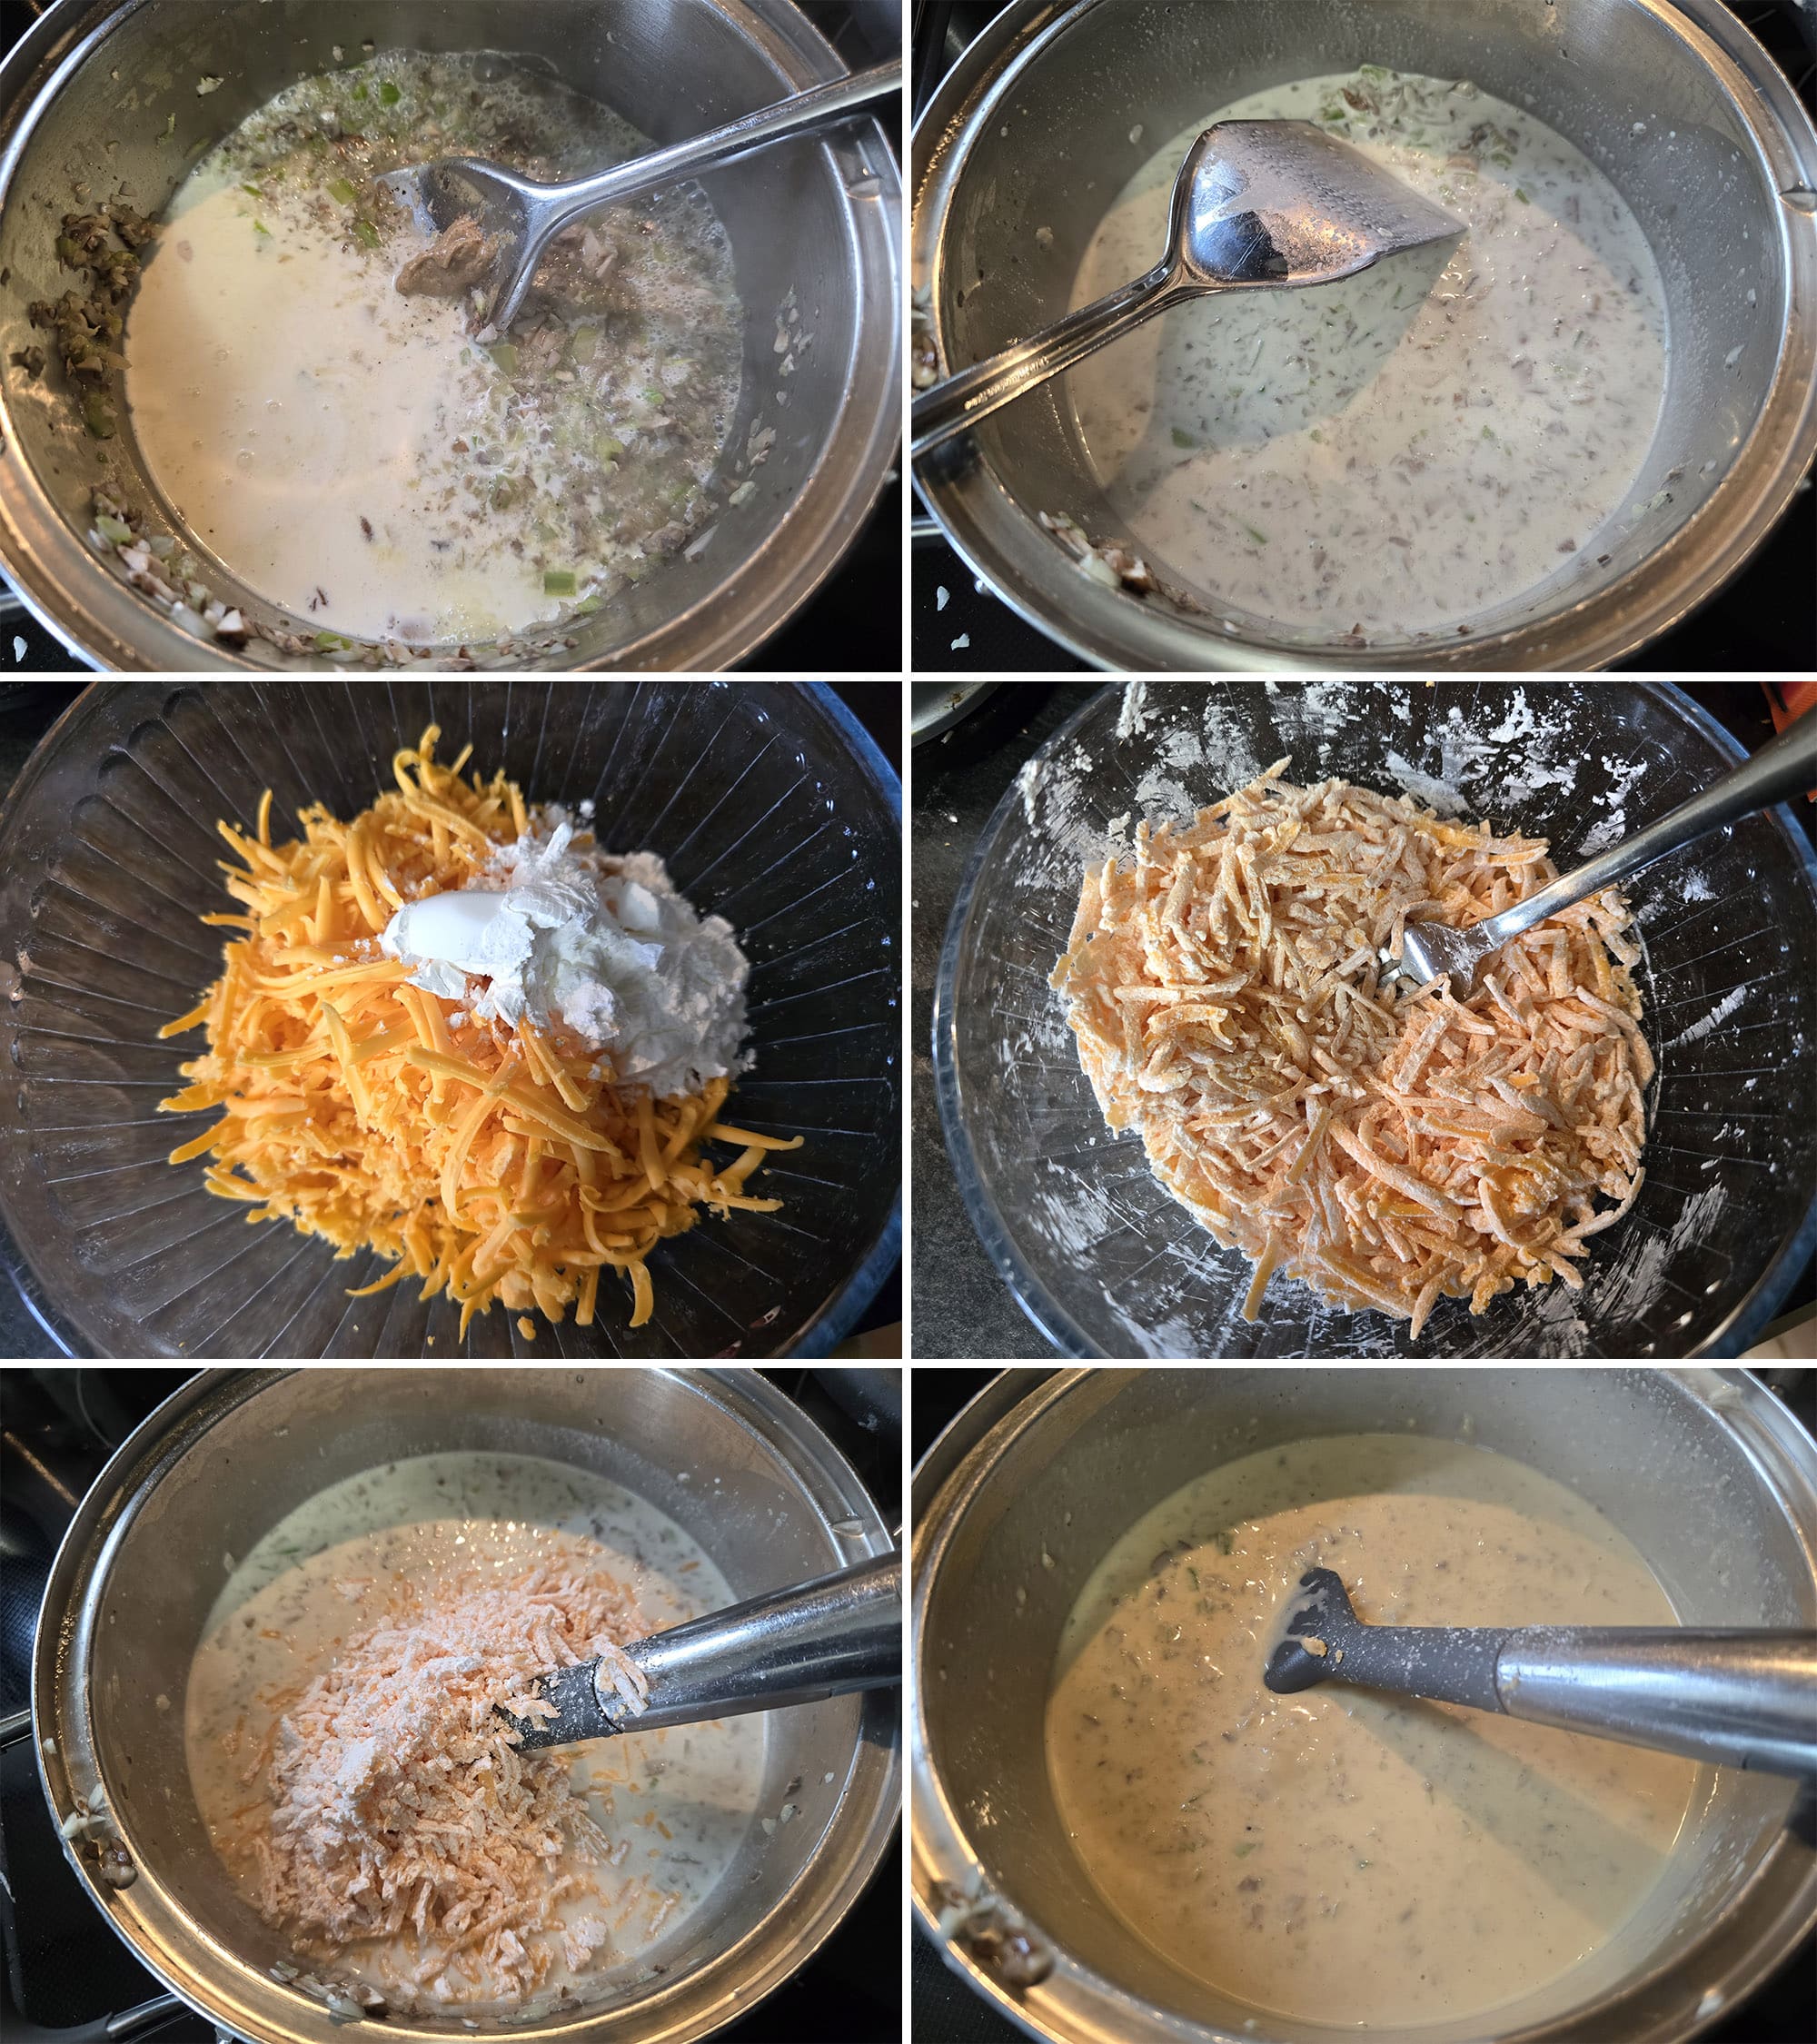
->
xmin=125 ymin=52 xmax=743 ymax=648
xmin=1065 ymin=68 xmax=1667 ymax=642
xmin=185 ymin=1452 xmax=761 ymax=2010
xmin=1047 ymin=1434 xmax=1696 ymax=2030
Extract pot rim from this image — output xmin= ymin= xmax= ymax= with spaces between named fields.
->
xmin=909 ymin=0 xmax=1817 ymax=674
xmin=930 ymin=679 xmax=1817 ymax=1361
xmin=0 ymin=0 xmax=901 ymax=674
xmin=908 ymin=1365 xmax=1817 ymax=2044
xmin=33 ymin=1365 xmax=901 ymax=2044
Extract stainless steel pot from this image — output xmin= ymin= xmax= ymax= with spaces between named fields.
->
xmin=911 ymin=1368 xmax=1817 ymax=2044
xmin=35 ymin=1367 xmax=900 ymax=2044
xmin=0 ymin=0 xmax=900 ymax=671
xmin=911 ymin=0 xmax=1817 ymax=671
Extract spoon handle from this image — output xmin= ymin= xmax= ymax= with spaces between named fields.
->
xmin=541 ymin=60 xmax=900 ymax=236
xmin=910 ymin=263 xmax=1183 ymax=460
xmin=1480 ymin=708 xmax=1817 ymax=949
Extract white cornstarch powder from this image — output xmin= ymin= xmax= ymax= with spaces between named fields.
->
xmin=380 ymin=810 xmax=750 ymax=1097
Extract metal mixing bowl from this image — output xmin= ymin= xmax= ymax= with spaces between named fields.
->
xmin=0 ymin=0 xmax=900 ymax=671
xmin=911 ymin=1366 xmax=1817 ymax=2044
xmin=933 ymin=680 xmax=1817 ymax=1359
xmin=35 ymin=1366 xmax=899 ymax=2044
xmin=0 ymin=680 xmax=901 ymax=1358
xmin=911 ymin=0 xmax=1817 ymax=671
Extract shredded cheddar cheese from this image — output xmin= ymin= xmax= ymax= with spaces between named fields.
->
xmin=158 ymin=727 xmax=799 ymax=1335
xmin=1052 ymin=763 xmax=1650 ymax=1338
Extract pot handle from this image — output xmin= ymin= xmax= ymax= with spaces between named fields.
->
xmin=0 ymin=1999 xmax=192 ymax=2044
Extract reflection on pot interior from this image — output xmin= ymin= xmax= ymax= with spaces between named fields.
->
xmin=1064 ymin=66 xmax=1668 ymax=644
xmin=185 ymin=1451 xmax=762 ymax=2016
xmin=1047 ymin=1432 xmax=1696 ymax=2030
xmin=85 ymin=50 xmax=760 ymax=660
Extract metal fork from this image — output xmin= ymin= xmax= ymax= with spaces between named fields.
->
xmin=1384 ymin=709 xmax=1817 ymax=996
xmin=382 ymin=59 xmax=899 ymax=332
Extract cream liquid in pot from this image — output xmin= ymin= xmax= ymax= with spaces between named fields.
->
xmin=1047 ymin=1434 xmax=1698 ymax=2030
xmin=1064 ymin=68 xmax=1667 ymax=642
xmin=185 ymin=1451 xmax=761 ymax=2009
xmin=124 ymin=52 xmax=743 ymax=649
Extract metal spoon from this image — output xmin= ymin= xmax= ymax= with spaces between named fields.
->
xmin=497 ymin=1551 xmax=899 ymax=1750
xmin=382 ymin=59 xmax=900 ymax=332
xmin=1385 ymin=709 xmax=1817 ymax=997
xmin=1266 ymin=1568 xmax=1817 ymax=1779
xmin=909 ymin=119 xmax=1462 ymax=461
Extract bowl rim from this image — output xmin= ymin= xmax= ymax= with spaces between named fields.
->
xmin=0 ymin=0 xmax=902 ymax=674
xmin=32 ymin=1364 xmax=901 ymax=2044
xmin=908 ymin=1363 xmax=1817 ymax=2044
xmin=908 ymin=0 xmax=1817 ymax=674
xmin=0 ymin=679 xmax=903 ymax=1360
xmin=930 ymin=680 xmax=1817 ymax=1360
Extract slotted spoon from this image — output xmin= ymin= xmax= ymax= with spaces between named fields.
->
xmin=910 ymin=117 xmax=1462 ymax=460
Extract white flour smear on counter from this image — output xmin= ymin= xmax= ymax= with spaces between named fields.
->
xmin=186 ymin=1453 xmax=762 ymax=2016
xmin=989 ymin=685 xmax=1767 ymax=1356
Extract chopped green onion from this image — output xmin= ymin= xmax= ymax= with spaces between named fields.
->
xmin=96 ymin=513 xmax=135 ymax=545
xmin=327 ymin=176 xmax=359 ymax=205
xmin=352 ymin=219 xmax=381 ymax=250
xmin=242 ymin=183 xmax=266 ymax=198
xmin=352 ymin=83 xmax=369 ymax=101
xmin=313 ymin=631 xmax=352 ymax=652
xmin=1514 ymin=186 xmax=1530 ymax=203
xmin=571 ymin=595 xmax=604 ymax=617
xmin=488 ymin=341 xmax=519 ymax=375
xmin=1244 ymin=524 xmax=1268 ymax=546
xmin=379 ymin=81 xmax=402 ymax=107
xmin=252 ymin=219 xmax=271 ymax=236
xmin=543 ymin=569 xmax=577 ymax=597
xmin=1171 ymin=427 xmax=1197 ymax=450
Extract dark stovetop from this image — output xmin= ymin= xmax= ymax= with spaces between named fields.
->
xmin=0 ymin=3 xmax=899 ymax=678
xmin=0 ymin=1366 xmax=901 ymax=2044
xmin=909 ymin=1 xmax=1817 ymax=677
xmin=0 ymin=680 xmax=900 ymax=1359
xmin=911 ymin=681 xmax=1817 ymax=1362
xmin=909 ymin=1368 xmax=1817 ymax=2044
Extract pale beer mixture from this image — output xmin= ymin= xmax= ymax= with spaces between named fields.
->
xmin=1048 ymin=1434 xmax=1695 ymax=2029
